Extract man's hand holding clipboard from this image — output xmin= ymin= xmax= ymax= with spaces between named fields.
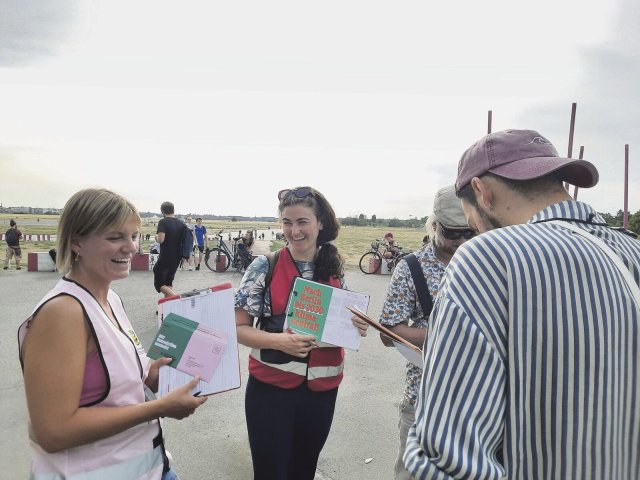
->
xmin=346 ymin=306 xmax=424 ymax=369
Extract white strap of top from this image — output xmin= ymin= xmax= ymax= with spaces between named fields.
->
xmin=550 ymin=220 xmax=640 ymax=309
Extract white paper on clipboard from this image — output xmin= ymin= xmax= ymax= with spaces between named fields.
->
xmin=155 ymin=284 xmax=240 ymax=397
xmin=392 ymin=340 xmax=424 ymax=369
xmin=346 ymin=305 xmax=424 ymax=368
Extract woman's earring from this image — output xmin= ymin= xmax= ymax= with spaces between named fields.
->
xmin=74 ymin=251 xmax=80 ymax=262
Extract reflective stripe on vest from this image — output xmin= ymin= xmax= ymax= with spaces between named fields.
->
xmin=249 ymin=247 xmax=345 ymax=391
xmin=18 ymin=278 xmax=164 ymax=480
xmin=308 ymin=363 xmax=344 ymax=381
xmin=249 ymin=348 xmax=308 ymax=375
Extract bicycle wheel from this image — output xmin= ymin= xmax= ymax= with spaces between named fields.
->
xmin=359 ymin=252 xmax=382 ymax=274
xmin=205 ymin=248 xmax=231 ymax=272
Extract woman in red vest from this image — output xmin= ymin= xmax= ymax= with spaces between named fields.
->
xmin=235 ymin=186 xmax=368 ymax=480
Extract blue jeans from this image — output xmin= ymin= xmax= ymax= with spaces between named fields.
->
xmin=162 ymin=468 xmax=180 ymax=480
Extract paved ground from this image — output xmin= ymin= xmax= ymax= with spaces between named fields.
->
xmin=1 ymin=246 xmax=408 ymax=480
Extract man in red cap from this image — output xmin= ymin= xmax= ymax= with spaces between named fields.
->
xmin=405 ymin=129 xmax=640 ymax=479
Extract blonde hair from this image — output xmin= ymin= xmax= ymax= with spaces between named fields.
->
xmin=424 ymin=213 xmax=437 ymax=244
xmin=57 ymin=188 xmax=140 ymax=273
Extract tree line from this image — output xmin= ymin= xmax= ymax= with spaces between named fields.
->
xmin=341 ymin=210 xmax=640 ymax=235
xmin=599 ymin=209 xmax=640 ymax=235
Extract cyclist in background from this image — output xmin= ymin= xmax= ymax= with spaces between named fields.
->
xmin=382 ymin=232 xmax=401 ymax=259
xmin=236 ymin=230 xmax=254 ymax=270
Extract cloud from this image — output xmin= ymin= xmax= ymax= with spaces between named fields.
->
xmin=0 ymin=0 xmax=86 ymax=66
xmin=512 ymin=2 xmax=640 ymax=214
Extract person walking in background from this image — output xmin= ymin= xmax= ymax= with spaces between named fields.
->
xmin=4 ymin=219 xmax=23 ymax=270
xmin=379 ymin=186 xmax=474 ymax=480
xmin=182 ymin=216 xmax=196 ymax=271
xmin=405 ymin=129 xmax=640 ymax=479
xmin=193 ymin=217 xmax=208 ymax=271
xmin=18 ymin=188 xmax=206 ymax=480
xmin=234 ymin=186 xmax=369 ymax=480
xmin=154 ymin=201 xmax=184 ymax=298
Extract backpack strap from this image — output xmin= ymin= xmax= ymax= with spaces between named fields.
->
xmin=264 ymin=249 xmax=281 ymax=289
xmin=404 ymin=253 xmax=433 ymax=319
xmin=257 ymin=249 xmax=281 ymax=328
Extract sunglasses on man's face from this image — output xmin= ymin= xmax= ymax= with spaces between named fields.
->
xmin=277 ymin=187 xmax=313 ymax=201
xmin=439 ymin=223 xmax=476 ymax=240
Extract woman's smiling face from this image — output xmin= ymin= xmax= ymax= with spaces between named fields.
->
xmin=281 ymin=204 xmax=323 ymax=261
xmin=73 ymin=215 xmax=140 ymax=285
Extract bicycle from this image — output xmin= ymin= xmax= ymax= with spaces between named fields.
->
xmin=204 ymin=230 xmax=253 ymax=273
xmin=359 ymin=239 xmax=409 ymax=274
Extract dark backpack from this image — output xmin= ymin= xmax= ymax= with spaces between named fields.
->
xmin=5 ymin=228 xmax=18 ymax=247
xmin=180 ymin=224 xmax=194 ymax=260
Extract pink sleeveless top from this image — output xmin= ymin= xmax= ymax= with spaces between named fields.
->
xmin=80 ymin=350 xmax=108 ymax=405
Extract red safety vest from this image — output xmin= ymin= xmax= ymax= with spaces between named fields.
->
xmin=248 ymin=248 xmax=345 ymax=391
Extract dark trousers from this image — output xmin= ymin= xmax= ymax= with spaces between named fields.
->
xmin=245 ymin=375 xmax=338 ymax=480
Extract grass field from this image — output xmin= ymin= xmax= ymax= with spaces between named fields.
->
xmin=1 ymin=214 xmax=426 ymax=270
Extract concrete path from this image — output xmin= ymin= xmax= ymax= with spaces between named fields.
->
xmin=1 ymin=263 xmax=406 ymax=480
xmin=251 ymin=239 xmax=271 ymax=256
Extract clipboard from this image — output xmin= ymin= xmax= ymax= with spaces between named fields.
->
xmin=285 ymin=277 xmax=370 ymax=351
xmin=154 ymin=283 xmax=241 ymax=397
xmin=346 ymin=305 xmax=424 ymax=368
xmin=157 ymin=283 xmax=233 ymax=326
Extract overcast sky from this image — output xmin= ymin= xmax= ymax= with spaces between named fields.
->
xmin=1 ymin=0 xmax=638 ymax=218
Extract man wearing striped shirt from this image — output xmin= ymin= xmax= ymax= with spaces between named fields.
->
xmin=404 ymin=129 xmax=640 ymax=479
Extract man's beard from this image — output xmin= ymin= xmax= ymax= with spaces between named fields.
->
xmin=477 ymin=206 xmax=503 ymax=231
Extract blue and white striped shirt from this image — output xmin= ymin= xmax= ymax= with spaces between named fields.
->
xmin=404 ymin=201 xmax=640 ymax=479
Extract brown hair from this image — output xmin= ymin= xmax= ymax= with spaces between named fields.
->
xmin=278 ymin=187 xmax=343 ymax=281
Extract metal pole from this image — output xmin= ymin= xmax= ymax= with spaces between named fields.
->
xmin=487 ymin=110 xmax=492 ymax=134
xmin=565 ymin=102 xmax=577 ymax=192
xmin=624 ymin=144 xmax=629 ymax=229
xmin=573 ymin=145 xmax=584 ymax=200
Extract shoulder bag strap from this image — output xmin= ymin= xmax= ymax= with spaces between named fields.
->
xmin=550 ymin=220 xmax=640 ymax=308
xmin=257 ymin=249 xmax=281 ymax=327
xmin=263 ymin=249 xmax=281 ymax=289
xmin=404 ymin=253 xmax=433 ymax=319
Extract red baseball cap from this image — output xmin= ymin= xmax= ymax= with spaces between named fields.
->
xmin=455 ymin=129 xmax=599 ymax=194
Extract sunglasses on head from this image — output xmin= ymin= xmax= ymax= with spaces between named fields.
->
xmin=439 ymin=223 xmax=476 ymax=240
xmin=277 ymin=186 xmax=313 ymax=201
